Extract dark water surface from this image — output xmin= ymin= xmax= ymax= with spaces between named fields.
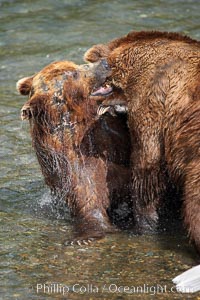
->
xmin=1 ymin=0 xmax=200 ymax=299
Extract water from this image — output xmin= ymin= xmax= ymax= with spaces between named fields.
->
xmin=1 ymin=0 xmax=200 ymax=299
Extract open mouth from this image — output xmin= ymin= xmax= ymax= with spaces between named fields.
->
xmin=91 ymin=84 xmax=113 ymax=97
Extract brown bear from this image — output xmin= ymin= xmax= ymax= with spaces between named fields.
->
xmin=84 ymin=31 xmax=200 ymax=253
xmin=17 ymin=60 xmax=132 ymax=244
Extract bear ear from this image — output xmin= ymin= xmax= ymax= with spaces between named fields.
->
xmin=16 ymin=76 xmax=34 ymax=95
xmin=84 ymin=44 xmax=110 ymax=63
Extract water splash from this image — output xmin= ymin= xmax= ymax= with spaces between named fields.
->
xmin=32 ymin=188 xmax=71 ymax=221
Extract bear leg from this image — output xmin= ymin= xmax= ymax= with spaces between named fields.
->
xmin=184 ymin=164 xmax=200 ymax=253
xmin=66 ymin=157 xmax=117 ymax=245
xmin=131 ymin=165 xmax=166 ymax=233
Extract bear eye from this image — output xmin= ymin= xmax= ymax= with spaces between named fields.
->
xmin=72 ymin=71 xmax=79 ymax=80
xmin=63 ymin=70 xmax=79 ymax=80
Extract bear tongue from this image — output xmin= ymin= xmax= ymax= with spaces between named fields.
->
xmin=91 ymin=85 xmax=113 ymax=96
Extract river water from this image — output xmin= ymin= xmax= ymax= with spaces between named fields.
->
xmin=1 ymin=1 xmax=200 ymax=299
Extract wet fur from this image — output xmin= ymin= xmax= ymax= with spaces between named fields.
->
xmin=84 ymin=31 xmax=200 ymax=252
xmin=18 ymin=61 xmax=132 ymax=243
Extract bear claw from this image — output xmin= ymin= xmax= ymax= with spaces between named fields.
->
xmin=64 ymin=237 xmax=95 ymax=247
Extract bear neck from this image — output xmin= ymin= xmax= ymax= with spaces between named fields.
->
xmin=29 ymin=118 xmax=97 ymax=199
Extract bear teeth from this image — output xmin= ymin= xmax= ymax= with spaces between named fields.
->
xmin=97 ymin=105 xmax=111 ymax=116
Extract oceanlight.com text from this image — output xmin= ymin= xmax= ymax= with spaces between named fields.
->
xmin=36 ymin=283 xmax=194 ymax=295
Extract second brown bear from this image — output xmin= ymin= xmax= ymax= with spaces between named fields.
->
xmin=84 ymin=31 xmax=200 ymax=253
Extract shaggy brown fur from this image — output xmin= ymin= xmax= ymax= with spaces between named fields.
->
xmin=18 ymin=61 xmax=131 ymax=244
xmin=84 ymin=31 xmax=200 ymax=253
